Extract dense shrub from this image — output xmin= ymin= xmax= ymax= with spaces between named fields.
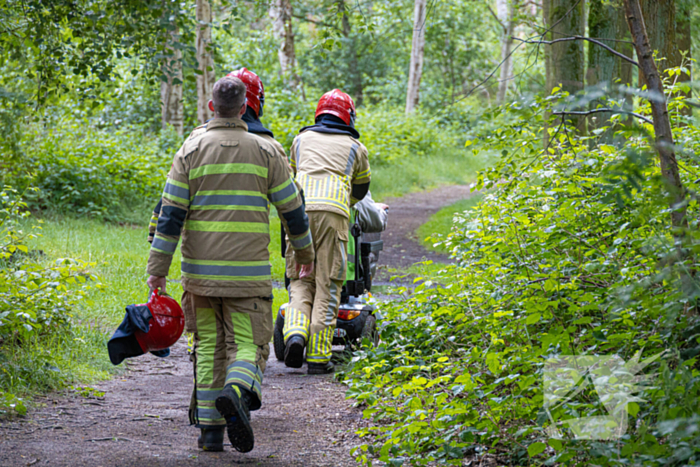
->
xmin=1 ymin=122 xmax=177 ymax=220
xmin=265 ymin=93 xmax=467 ymax=166
xmin=341 ymin=92 xmax=700 ymax=465
xmin=0 ymin=187 xmax=97 ymax=415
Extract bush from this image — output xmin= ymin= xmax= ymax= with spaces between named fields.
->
xmin=264 ymin=93 xmax=467 ymax=166
xmin=1 ymin=122 xmax=174 ymax=220
xmin=0 ymin=187 xmax=98 ymax=416
xmin=341 ymin=94 xmax=700 ymax=466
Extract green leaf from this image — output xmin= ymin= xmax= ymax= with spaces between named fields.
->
xmin=526 ymin=313 xmax=541 ymax=325
xmin=528 ymin=442 xmax=547 ymax=457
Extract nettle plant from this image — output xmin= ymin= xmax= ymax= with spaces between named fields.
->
xmin=341 ymin=94 xmax=700 ymax=466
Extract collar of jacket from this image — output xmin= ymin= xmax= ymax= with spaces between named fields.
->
xmin=300 ymin=114 xmax=360 ymax=139
xmin=206 ymin=118 xmax=249 ymax=131
xmin=242 ymin=107 xmax=274 ymax=137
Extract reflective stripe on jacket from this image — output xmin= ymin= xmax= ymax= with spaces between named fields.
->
xmin=147 ymin=117 xmax=314 ymax=298
xmin=290 ymin=131 xmax=371 ymax=219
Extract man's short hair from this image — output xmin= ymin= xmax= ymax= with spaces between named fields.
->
xmin=212 ymin=77 xmax=246 ymax=117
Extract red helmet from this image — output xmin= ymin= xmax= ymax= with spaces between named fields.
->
xmin=315 ymin=89 xmax=356 ymax=126
xmin=227 ymin=67 xmax=265 ymax=117
xmin=134 ymin=289 xmax=185 ymax=353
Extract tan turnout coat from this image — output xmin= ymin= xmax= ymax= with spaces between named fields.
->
xmin=147 ymin=118 xmax=314 ymax=298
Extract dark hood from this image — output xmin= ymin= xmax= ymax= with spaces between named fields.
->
xmin=242 ymin=107 xmax=274 ymax=137
xmin=300 ymin=114 xmax=360 ymax=139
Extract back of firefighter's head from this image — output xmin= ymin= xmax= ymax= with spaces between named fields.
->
xmin=315 ymin=89 xmax=356 ymax=128
xmin=210 ymin=76 xmax=247 ymax=118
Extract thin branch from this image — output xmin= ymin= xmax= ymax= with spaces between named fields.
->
xmin=449 ymin=0 xmax=583 ymax=107
xmin=553 ymin=108 xmax=652 ymax=125
xmin=512 ymin=35 xmax=639 ymax=68
xmin=290 ymin=14 xmax=341 ymax=32
xmin=485 ymin=4 xmax=506 ymax=32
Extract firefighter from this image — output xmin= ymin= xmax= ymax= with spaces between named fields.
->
xmin=148 ymin=67 xmax=284 ymax=243
xmin=283 ymin=89 xmax=371 ymax=375
xmin=146 ymin=76 xmax=314 ymax=453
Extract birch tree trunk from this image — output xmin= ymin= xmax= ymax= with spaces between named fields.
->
xmin=337 ymin=0 xmax=363 ymax=105
xmin=405 ymin=0 xmax=427 ymax=113
xmin=269 ymin=0 xmax=302 ymax=92
xmin=497 ymin=0 xmax=516 ymax=104
xmin=196 ymin=0 xmax=215 ymax=124
xmin=161 ymin=25 xmax=184 ymax=136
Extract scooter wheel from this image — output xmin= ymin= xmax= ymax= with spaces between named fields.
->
xmin=273 ymin=313 xmax=285 ymax=361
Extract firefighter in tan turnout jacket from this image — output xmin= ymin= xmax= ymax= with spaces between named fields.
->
xmin=146 ymin=77 xmax=314 ymax=454
xmin=284 ymin=89 xmax=371 ymax=375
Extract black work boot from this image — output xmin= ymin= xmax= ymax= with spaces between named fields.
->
xmin=215 ymin=385 xmax=254 ymax=453
xmin=197 ymin=427 xmax=225 ymax=451
xmin=308 ymin=361 xmax=335 ymax=375
xmin=284 ymin=335 xmax=305 ymax=369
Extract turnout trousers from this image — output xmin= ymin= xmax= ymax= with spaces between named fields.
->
xmin=183 ymin=292 xmax=272 ymax=428
xmin=284 ymin=211 xmax=348 ymax=364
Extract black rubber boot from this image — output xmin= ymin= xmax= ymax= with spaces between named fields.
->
xmin=197 ymin=427 xmax=225 ymax=451
xmin=284 ymin=335 xmax=305 ymax=369
xmin=308 ymin=361 xmax=335 ymax=375
xmin=215 ymin=385 xmax=254 ymax=453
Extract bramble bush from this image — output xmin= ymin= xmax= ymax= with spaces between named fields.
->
xmin=0 ymin=187 xmax=98 ymax=416
xmin=341 ymin=84 xmax=700 ymax=465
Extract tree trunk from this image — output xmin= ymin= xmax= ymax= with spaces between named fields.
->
xmin=546 ymin=0 xmax=586 ymax=131
xmin=543 ymin=0 xmax=553 ymax=148
xmin=587 ymin=0 xmax=633 ymax=132
xmin=543 ymin=0 xmax=553 ymax=95
xmin=196 ymin=0 xmax=216 ymax=124
xmin=269 ymin=0 xmax=303 ymax=94
xmin=623 ymin=0 xmax=686 ymax=230
xmin=161 ymin=25 xmax=184 ymax=137
xmin=638 ymin=0 xmax=678 ymax=78
xmin=337 ymin=0 xmax=363 ymax=105
xmin=676 ymin=0 xmax=693 ymax=115
xmin=405 ymin=0 xmax=427 ymax=113
xmin=497 ymin=0 xmax=516 ymax=104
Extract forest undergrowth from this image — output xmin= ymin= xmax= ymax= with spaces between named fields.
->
xmin=339 ymin=79 xmax=700 ymax=466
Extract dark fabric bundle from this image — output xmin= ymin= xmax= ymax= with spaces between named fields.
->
xmin=107 ymin=305 xmax=170 ymax=365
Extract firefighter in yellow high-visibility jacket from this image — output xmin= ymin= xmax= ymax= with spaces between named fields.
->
xmin=283 ymin=89 xmax=371 ymax=374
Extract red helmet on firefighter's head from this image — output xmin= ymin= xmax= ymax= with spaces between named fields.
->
xmin=315 ymin=89 xmax=356 ymax=127
xmin=227 ymin=67 xmax=265 ymax=117
xmin=134 ymin=289 xmax=185 ymax=353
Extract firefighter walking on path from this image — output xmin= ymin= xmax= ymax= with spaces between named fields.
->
xmin=283 ymin=89 xmax=371 ymax=375
xmin=146 ymin=76 xmax=314 ymax=453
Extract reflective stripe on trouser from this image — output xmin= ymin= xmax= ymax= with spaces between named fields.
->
xmin=284 ymin=211 xmax=347 ymax=364
xmin=184 ymin=292 xmax=272 ymax=427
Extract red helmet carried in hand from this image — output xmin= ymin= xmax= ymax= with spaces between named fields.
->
xmin=315 ymin=89 xmax=356 ymax=126
xmin=134 ymin=289 xmax=185 ymax=353
xmin=227 ymin=67 xmax=265 ymax=117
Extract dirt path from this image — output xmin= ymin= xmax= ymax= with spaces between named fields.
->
xmin=0 ymin=341 xmax=362 ymax=467
xmin=377 ymin=184 xmax=473 ymax=279
xmin=0 ymin=184 xmax=474 ymax=466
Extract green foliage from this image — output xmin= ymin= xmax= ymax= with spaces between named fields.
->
xmin=2 ymin=123 xmax=173 ymax=220
xmin=417 ymin=195 xmax=483 ymax=254
xmin=0 ymin=187 xmax=104 ymax=416
xmin=340 ymin=93 xmax=700 ymax=465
